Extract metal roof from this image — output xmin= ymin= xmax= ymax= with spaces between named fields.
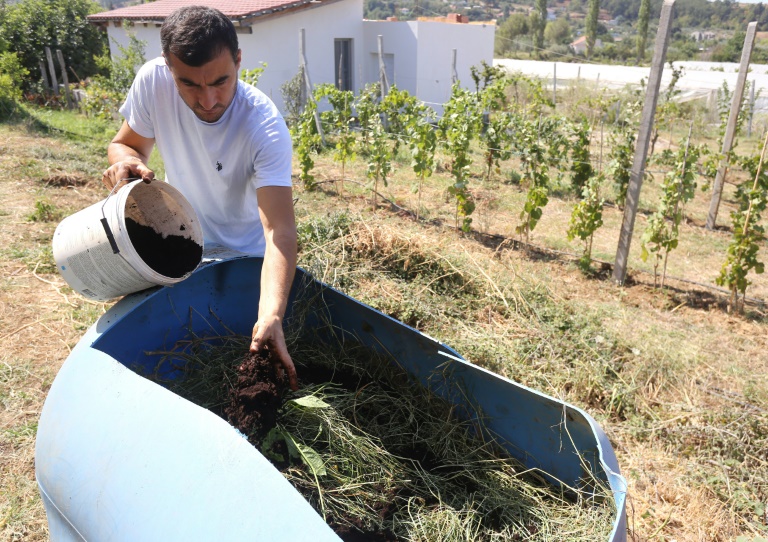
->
xmin=87 ymin=0 xmax=323 ymax=23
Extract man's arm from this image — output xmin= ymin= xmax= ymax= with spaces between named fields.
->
xmin=251 ymin=185 xmax=299 ymax=390
xmin=102 ymin=121 xmax=156 ymax=190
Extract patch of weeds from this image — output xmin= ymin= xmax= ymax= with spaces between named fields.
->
xmin=71 ymin=302 xmax=106 ymax=331
xmin=7 ymin=245 xmax=57 ymax=274
xmin=504 ymin=169 xmax=522 ymax=186
xmin=297 ymin=211 xmax=352 ymax=250
xmin=3 ymin=421 xmax=38 ymax=444
xmin=27 ymin=199 xmax=63 ymax=222
xmin=513 ymin=290 xmax=639 ymax=420
xmin=664 ymin=406 xmax=768 ymax=529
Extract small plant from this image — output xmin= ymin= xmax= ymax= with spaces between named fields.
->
xmin=606 ymin=99 xmax=640 ymax=207
xmin=315 ymin=84 xmax=356 ymax=194
xmin=512 ymin=116 xmax=550 ymax=243
xmin=366 ymin=115 xmax=391 ymax=208
xmin=408 ymin=116 xmax=437 ymax=221
xmin=28 ymin=199 xmax=61 ymax=222
xmin=716 ymin=140 xmax=768 ymax=312
xmin=379 ymin=86 xmax=424 ymax=156
xmin=569 ymin=117 xmax=593 ymax=194
xmin=478 ymin=74 xmax=512 ymax=182
xmin=281 ymin=68 xmax=306 ymax=128
xmin=640 ymin=131 xmax=701 ymax=289
xmin=292 ymin=95 xmax=322 ymax=191
xmin=354 ymin=83 xmax=381 ymax=149
xmin=438 ymin=84 xmax=482 ymax=232
xmin=567 ymin=173 xmax=604 ymax=270
xmin=480 ymin=112 xmax=513 ymax=182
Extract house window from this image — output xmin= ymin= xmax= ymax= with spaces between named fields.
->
xmin=334 ymin=38 xmax=353 ymax=92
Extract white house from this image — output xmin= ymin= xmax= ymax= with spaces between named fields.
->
xmin=569 ymin=35 xmax=602 ymax=56
xmin=87 ymin=0 xmax=495 ymax=113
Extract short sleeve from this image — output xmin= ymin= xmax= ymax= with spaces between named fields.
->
xmin=252 ymin=114 xmax=293 ymax=190
xmin=119 ymin=61 xmax=158 ymax=140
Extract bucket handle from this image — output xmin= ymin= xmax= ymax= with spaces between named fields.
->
xmin=101 ymin=178 xmax=138 ymax=254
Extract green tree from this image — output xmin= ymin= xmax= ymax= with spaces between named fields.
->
xmin=585 ymin=0 xmax=600 ymax=58
xmin=495 ymin=13 xmax=529 ymax=56
xmin=544 ymin=17 xmax=571 ymax=45
xmin=533 ymin=0 xmax=547 ymax=57
xmin=82 ymin=32 xmax=145 ymax=119
xmin=0 ymin=51 xmax=28 ymax=118
xmin=0 ymin=0 xmax=107 ymax=91
xmin=636 ymin=0 xmax=650 ymax=62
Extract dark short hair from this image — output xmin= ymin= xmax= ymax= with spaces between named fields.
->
xmin=161 ymin=6 xmax=238 ymax=67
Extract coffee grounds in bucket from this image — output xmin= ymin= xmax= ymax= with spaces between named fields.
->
xmin=125 ymin=218 xmax=203 ymax=278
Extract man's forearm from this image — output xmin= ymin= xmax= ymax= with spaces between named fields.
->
xmin=259 ymin=228 xmax=298 ymax=323
xmin=107 ymin=142 xmax=150 ymax=166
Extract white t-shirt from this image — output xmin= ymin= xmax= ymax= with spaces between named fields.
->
xmin=119 ymin=57 xmax=293 ymax=255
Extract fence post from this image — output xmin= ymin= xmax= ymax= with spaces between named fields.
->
xmin=451 ymin=48 xmax=458 ymax=86
xmin=56 ymin=49 xmax=73 ymax=109
xmin=299 ymin=28 xmax=325 ymax=144
xmin=39 ymin=61 xmax=52 ymax=92
xmin=706 ymin=21 xmax=758 ymax=230
xmin=612 ymin=0 xmax=675 ymax=284
xmin=553 ymin=62 xmax=557 ymax=107
xmin=378 ymin=35 xmax=390 ymax=97
xmin=45 ymin=47 xmax=58 ymax=95
xmin=748 ymin=80 xmax=756 ymax=137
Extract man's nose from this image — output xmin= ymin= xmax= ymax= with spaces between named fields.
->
xmin=199 ymin=87 xmax=217 ymax=110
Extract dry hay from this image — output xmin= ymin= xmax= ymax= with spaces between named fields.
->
xmin=155 ymin=330 xmax=617 ymax=542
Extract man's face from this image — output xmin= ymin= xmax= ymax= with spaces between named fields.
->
xmin=165 ymin=48 xmax=241 ymax=123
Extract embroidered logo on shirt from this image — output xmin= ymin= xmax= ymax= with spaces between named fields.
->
xmin=216 ymin=161 xmax=223 ymax=172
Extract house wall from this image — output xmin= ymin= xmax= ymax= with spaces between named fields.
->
xmin=105 ymin=0 xmax=364 ymax=111
xmin=102 ymin=2 xmax=494 ymax=115
xmin=362 ymin=20 xmax=495 ymax=114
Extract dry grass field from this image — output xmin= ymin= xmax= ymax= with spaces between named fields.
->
xmin=1 ymin=103 xmax=767 ymax=541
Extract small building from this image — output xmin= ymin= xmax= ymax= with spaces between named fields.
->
xmin=570 ymin=35 xmax=602 ymax=55
xmin=87 ymin=0 xmax=495 ymax=114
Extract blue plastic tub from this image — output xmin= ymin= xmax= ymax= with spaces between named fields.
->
xmin=36 ymin=253 xmax=627 ymax=541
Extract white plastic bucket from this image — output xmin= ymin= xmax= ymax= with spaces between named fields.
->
xmin=52 ymin=180 xmax=204 ymax=301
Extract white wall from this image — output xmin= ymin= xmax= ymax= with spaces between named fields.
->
xmin=415 ymin=22 xmax=495 ymax=109
xmin=105 ymin=0 xmax=364 ymax=111
xmin=362 ymin=20 xmax=495 ymax=114
xmin=103 ymin=3 xmax=494 ymax=115
xmin=361 ymin=22 xmax=418 ymax=96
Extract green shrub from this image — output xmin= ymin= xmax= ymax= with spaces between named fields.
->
xmin=0 ymin=52 xmax=28 ymax=118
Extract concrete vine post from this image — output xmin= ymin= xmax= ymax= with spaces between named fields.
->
xmin=612 ymin=0 xmax=675 ymax=284
xmin=706 ymin=21 xmax=758 ymax=231
xmin=299 ymin=28 xmax=325 ymax=145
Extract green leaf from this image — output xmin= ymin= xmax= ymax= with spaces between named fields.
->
xmin=284 ymin=432 xmax=327 ymax=476
xmin=260 ymin=427 xmax=287 ymax=463
xmin=289 ymin=395 xmax=331 ymax=409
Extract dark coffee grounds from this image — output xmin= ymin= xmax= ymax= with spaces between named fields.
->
xmin=125 ymin=218 xmax=202 ymax=278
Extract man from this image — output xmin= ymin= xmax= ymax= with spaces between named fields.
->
xmin=101 ymin=5 xmax=298 ymax=390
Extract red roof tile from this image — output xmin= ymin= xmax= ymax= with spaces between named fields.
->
xmin=88 ymin=0 xmax=315 ymax=22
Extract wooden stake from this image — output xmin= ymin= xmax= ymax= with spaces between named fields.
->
xmin=613 ymin=0 xmax=676 ymax=284
xmin=706 ymin=21 xmax=758 ymax=230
